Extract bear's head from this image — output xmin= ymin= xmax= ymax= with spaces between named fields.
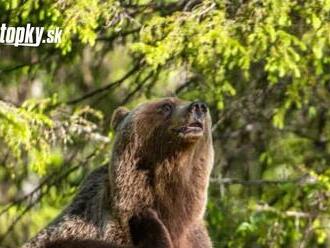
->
xmin=111 ymin=98 xmax=212 ymax=157
xmin=109 ymin=98 xmax=213 ymax=230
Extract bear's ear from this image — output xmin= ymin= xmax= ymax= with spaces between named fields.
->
xmin=111 ymin=107 xmax=130 ymax=130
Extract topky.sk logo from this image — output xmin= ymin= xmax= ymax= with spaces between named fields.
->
xmin=0 ymin=23 xmax=62 ymax=47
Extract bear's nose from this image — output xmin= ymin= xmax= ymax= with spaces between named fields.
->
xmin=188 ymin=101 xmax=208 ymax=117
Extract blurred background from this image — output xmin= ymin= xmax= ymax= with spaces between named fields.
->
xmin=1 ymin=0 xmax=330 ymax=247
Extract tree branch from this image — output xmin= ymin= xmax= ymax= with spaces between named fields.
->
xmin=254 ymin=204 xmax=312 ymax=218
xmin=120 ymin=71 xmax=154 ymax=105
xmin=0 ymin=61 xmax=40 ymax=75
xmin=210 ymin=175 xmax=317 ymax=186
xmin=96 ymin=28 xmax=141 ymax=42
xmin=66 ymin=61 xmax=143 ymax=105
xmin=0 ymin=164 xmax=80 ymax=243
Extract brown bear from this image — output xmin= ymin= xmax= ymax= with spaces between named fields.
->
xmin=23 ymin=98 xmax=214 ymax=248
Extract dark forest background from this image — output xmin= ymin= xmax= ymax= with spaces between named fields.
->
xmin=1 ymin=0 xmax=330 ymax=247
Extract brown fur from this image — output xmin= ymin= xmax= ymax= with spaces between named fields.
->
xmin=23 ymin=98 xmax=214 ymax=248
xmin=44 ymin=208 xmax=173 ymax=248
xmin=44 ymin=239 xmax=120 ymax=248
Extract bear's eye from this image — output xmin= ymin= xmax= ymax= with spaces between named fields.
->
xmin=159 ymin=103 xmax=173 ymax=115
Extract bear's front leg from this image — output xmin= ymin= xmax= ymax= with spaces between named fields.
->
xmin=129 ymin=208 xmax=173 ymax=248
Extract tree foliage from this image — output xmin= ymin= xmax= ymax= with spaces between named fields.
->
xmin=1 ymin=0 xmax=330 ymax=247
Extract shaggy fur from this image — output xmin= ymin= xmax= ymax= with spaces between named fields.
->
xmin=44 ymin=239 xmax=120 ymax=248
xmin=23 ymin=98 xmax=214 ymax=248
xmin=44 ymin=208 xmax=173 ymax=248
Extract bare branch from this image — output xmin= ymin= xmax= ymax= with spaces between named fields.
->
xmin=210 ymin=175 xmax=317 ymax=186
xmin=66 ymin=61 xmax=143 ymax=105
xmin=120 ymin=69 xmax=157 ymax=105
xmin=0 ymin=150 xmax=99 ymax=242
xmin=254 ymin=204 xmax=312 ymax=218
xmin=96 ymin=28 xmax=141 ymax=42
xmin=0 ymin=61 xmax=39 ymax=75
xmin=0 ymin=164 xmax=80 ymax=243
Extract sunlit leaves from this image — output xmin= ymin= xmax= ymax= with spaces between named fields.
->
xmin=0 ymin=100 xmax=54 ymax=175
xmin=0 ymin=98 xmax=108 ymax=176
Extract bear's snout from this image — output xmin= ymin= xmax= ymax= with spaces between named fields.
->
xmin=188 ymin=101 xmax=208 ymax=113
xmin=188 ymin=101 xmax=208 ymax=122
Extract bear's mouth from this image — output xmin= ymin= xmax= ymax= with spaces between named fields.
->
xmin=175 ymin=121 xmax=204 ymax=139
xmin=185 ymin=121 xmax=203 ymax=132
